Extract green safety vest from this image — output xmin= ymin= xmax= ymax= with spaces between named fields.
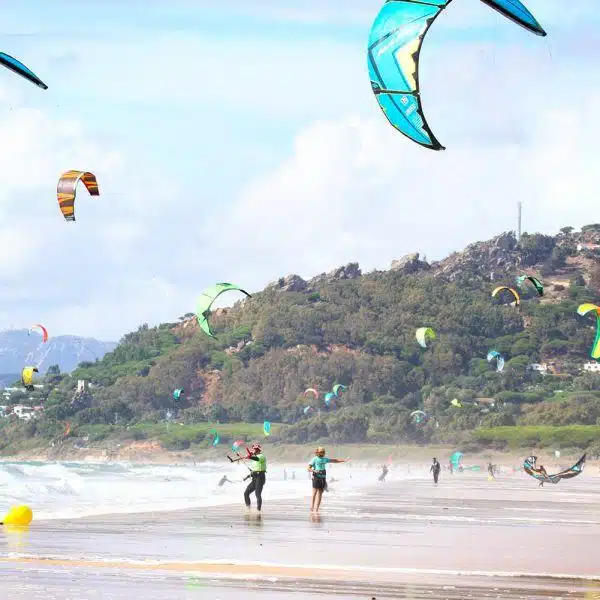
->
xmin=251 ymin=453 xmax=267 ymax=473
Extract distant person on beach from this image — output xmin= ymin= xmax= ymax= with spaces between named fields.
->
xmin=378 ymin=465 xmax=388 ymax=482
xmin=243 ymin=444 xmax=267 ymax=512
xmin=448 ymin=460 xmax=453 ymax=474
xmin=308 ymin=447 xmax=348 ymax=513
xmin=430 ymin=458 xmax=441 ymax=484
xmin=218 ymin=475 xmax=232 ymax=487
xmin=536 ymin=464 xmax=548 ymax=487
xmin=284 ymin=469 xmax=287 ymax=481
xmin=487 ymin=462 xmax=495 ymax=480
xmin=292 ymin=471 xmax=296 ymax=480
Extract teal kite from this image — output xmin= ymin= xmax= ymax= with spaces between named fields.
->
xmin=0 ymin=52 xmax=47 ymax=89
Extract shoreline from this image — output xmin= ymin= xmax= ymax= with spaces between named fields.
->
xmin=0 ymin=442 xmax=589 ymax=467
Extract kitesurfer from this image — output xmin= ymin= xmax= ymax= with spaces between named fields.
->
xmin=308 ymin=447 xmax=348 ymax=513
xmin=378 ymin=464 xmax=388 ymax=482
xmin=431 ymin=458 xmax=441 ymax=484
xmin=243 ymin=444 xmax=267 ymax=511
xmin=218 ymin=475 xmax=232 ymax=487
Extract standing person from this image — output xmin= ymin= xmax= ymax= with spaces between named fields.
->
xmin=308 ymin=447 xmax=348 ymax=513
xmin=487 ymin=462 xmax=495 ymax=480
xmin=430 ymin=457 xmax=441 ymax=484
xmin=378 ymin=464 xmax=389 ymax=482
xmin=243 ymin=444 xmax=267 ymax=512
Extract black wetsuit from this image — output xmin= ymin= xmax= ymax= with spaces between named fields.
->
xmin=378 ymin=466 xmax=388 ymax=482
xmin=244 ymin=453 xmax=267 ymax=511
xmin=244 ymin=472 xmax=266 ymax=510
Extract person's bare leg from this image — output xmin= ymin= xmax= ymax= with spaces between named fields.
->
xmin=314 ymin=489 xmax=324 ymax=513
xmin=311 ymin=488 xmax=317 ymax=512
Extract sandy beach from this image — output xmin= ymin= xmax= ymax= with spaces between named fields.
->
xmin=2 ymin=461 xmax=600 ymax=599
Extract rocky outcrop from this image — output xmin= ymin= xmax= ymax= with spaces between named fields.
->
xmin=310 ymin=262 xmax=362 ymax=286
xmin=390 ymin=252 xmax=430 ymax=274
xmin=267 ymin=274 xmax=308 ymax=293
xmin=432 ymin=232 xmax=521 ymax=281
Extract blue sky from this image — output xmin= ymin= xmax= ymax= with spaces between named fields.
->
xmin=0 ymin=0 xmax=598 ymax=341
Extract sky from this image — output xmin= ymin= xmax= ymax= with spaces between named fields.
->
xmin=0 ymin=0 xmax=598 ymax=341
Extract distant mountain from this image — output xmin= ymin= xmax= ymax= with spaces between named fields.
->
xmin=0 ymin=329 xmax=117 ymax=375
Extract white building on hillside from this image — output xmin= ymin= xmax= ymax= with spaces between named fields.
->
xmin=527 ymin=363 xmax=549 ymax=375
xmin=582 ymin=362 xmax=600 ymax=373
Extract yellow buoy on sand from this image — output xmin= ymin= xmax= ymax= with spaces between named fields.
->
xmin=1 ymin=505 xmax=33 ymax=526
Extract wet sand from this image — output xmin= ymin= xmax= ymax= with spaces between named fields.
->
xmin=2 ymin=469 xmax=600 ymax=599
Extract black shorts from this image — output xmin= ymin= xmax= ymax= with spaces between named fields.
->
xmin=312 ymin=476 xmax=327 ymax=490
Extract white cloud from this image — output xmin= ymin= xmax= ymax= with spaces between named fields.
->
xmin=0 ymin=1 xmax=598 ymax=342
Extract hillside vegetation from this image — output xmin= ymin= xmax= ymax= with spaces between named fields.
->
xmin=1 ymin=225 xmax=600 ymax=456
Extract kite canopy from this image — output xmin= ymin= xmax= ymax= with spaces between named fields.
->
xmin=367 ymin=0 xmax=545 ymax=150
xmin=523 ymin=454 xmax=586 ymax=484
xmin=263 ymin=420 xmax=271 ymax=437
xmin=29 ymin=324 xmax=48 ymax=343
xmin=304 ymin=388 xmax=319 ymax=399
xmin=486 ymin=350 xmax=505 ymax=372
xmin=210 ymin=429 xmax=220 ymax=446
xmin=450 ymin=398 xmax=463 ymax=408
xmin=324 ymin=392 xmax=335 ymax=407
xmin=450 ymin=451 xmax=463 ymax=470
xmin=173 ymin=389 xmax=184 ymax=401
xmin=416 ymin=327 xmax=436 ymax=348
xmin=333 ymin=384 xmax=347 ymax=397
xmin=516 ymin=275 xmax=544 ymax=296
xmin=577 ymin=303 xmax=600 ymax=360
xmin=410 ymin=409 xmax=428 ymax=425
xmin=0 ymin=52 xmax=47 ymax=89
xmin=21 ymin=366 xmax=38 ymax=391
xmin=57 ymin=171 xmax=100 ymax=222
xmin=196 ymin=283 xmax=251 ymax=338
xmin=492 ymin=286 xmax=521 ymax=306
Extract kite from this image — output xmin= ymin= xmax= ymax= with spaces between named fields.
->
xmin=577 ymin=303 xmax=600 ymax=360
xmin=324 ymin=392 xmax=335 ymax=407
xmin=410 ymin=409 xmax=428 ymax=425
xmin=450 ymin=398 xmax=462 ymax=408
xmin=57 ymin=171 xmax=100 ymax=222
xmin=231 ymin=439 xmax=244 ymax=452
xmin=28 ymin=324 xmax=48 ymax=343
xmin=450 ymin=451 xmax=463 ymax=472
xmin=367 ymin=0 xmax=546 ymax=150
xmin=486 ymin=350 xmax=505 ymax=372
xmin=263 ymin=421 xmax=271 ymax=436
xmin=303 ymin=405 xmax=314 ymax=415
xmin=173 ymin=389 xmax=184 ymax=401
xmin=304 ymin=388 xmax=319 ymax=399
xmin=416 ymin=327 xmax=436 ymax=348
xmin=516 ymin=275 xmax=544 ymax=296
xmin=196 ymin=283 xmax=251 ymax=338
xmin=211 ymin=429 xmax=220 ymax=446
xmin=21 ymin=366 xmax=38 ymax=392
xmin=523 ymin=454 xmax=586 ymax=484
xmin=492 ymin=286 xmax=521 ymax=307
xmin=0 ymin=52 xmax=47 ymax=89
xmin=333 ymin=384 xmax=347 ymax=397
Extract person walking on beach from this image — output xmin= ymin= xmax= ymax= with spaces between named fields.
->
xmin=378 ymin=464 xmax=388 ymax=482
xmin=243 ymin=443 xmax=267 ymax=512
xmin=308 ymin=447 xmax=348 ymax=513
xmin=430 ymin=457 xmax=441 ymax=484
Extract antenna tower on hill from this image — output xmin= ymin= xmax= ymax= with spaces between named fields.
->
xmin=517 ymin=201 xmax=522 ymax=242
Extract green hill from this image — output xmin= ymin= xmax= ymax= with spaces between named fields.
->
xmin=2 ymin=225 xmax=600 ymax=456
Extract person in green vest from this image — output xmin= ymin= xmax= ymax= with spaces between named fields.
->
xmin=243 ymin=443 xmax=267 ymax=511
